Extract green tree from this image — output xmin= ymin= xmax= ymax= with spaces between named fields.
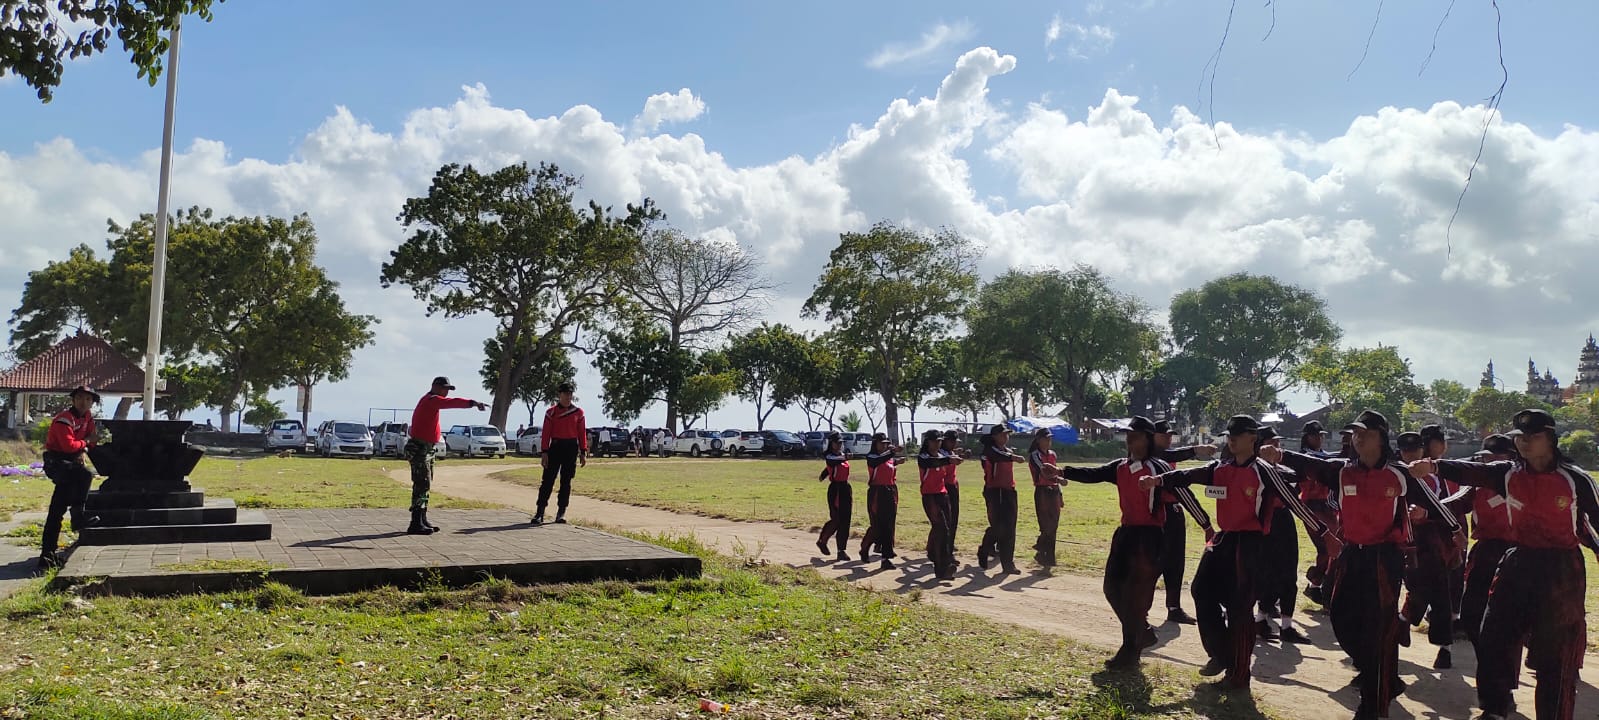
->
xmin=1 ymin=0 xmax=223 ymax=102
xmin=1169 ymin=273 xmax=1340 ymax=408
xmin=1457 ymin=387 xmax=1552 ymax=436
xmin=676 ymin=350 xmax=735 ymax=430
xmin=241 ymin=387 xmax=283 ymax=431
xmin=790 ymin=333 xmax=864 ymax=431
xmin=274 ymin=278 xmax=376 ymax=428
xmin=1561 ymin=430 xmax=1599 ymax=470
xmin=6 ymin=243 xmax=115 ymax=360
xmin=1554 ymin=403 xmax=1598 ymax=436
xmin=593 ymin=318 xmax=688 ymax=428
xmin=725 ymin=323 xmax=809 ymax=431
xmin=1293 ymin=344 xmax=1426 ymax=429
xmin=803 ymin=222 xmax=978 ymax=443
xmin=153 ymin=361 xmax=220 ymax=420
xmin=838 ymin=411 xmax=862 ymax=432
xmin=1424 ymin=379 xmax=1471 ymax=420
xmin=382 ymin=162 xmax=656 ymax=430
xmin=479 ymin=329 xmax=575 ymax=428
xmin=966 ymin=266 xmax=1155 ymax=428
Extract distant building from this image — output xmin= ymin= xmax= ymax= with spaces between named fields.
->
xmin=1480 ymin=360 xmax=1497 ymax=390
xmin=1577 ymin=334 xmax=1599 ymax=396
xmin=1526 ymin=358 xmax=1563 ymax=406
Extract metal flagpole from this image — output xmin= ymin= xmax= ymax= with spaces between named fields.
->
xmin=142 ymin=18 xmax=181 ymax=419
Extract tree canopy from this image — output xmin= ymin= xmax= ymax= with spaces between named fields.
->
xmin=1 ymin=0 xmax=223 ymax=102
xmin=1294 ymin=344 xmax=1425 ymax=430
xmin=1169 ymin=273 xmax=1340 ymax=406
xmin=1457 ymin=387 xmax=1552 ymax=435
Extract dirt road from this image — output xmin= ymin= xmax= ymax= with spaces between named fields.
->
xmin=399 ymin=463 xmax=1599 ymax=720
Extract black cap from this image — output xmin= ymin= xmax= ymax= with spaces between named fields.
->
xmin=825 ymin=431 xmax=842 ymax=442
xmin=68 ymin=385 xmax=101 ymax=404
xmin=1470 ymin=449 xmax=1495 ymax=460
xmin=1033 ymin=428 xmax=1052 ymax=438
xmin=923 ymin=429 xmax=943 ymax=443
xmin=989 ymin=424 xmax=1010 ymax=436
xmin=1257 ymin=426 xmax=1280 ymax=442
xmin=943 ymin=429 xmax=961 ymax=439
xmin=1301 ymin=421 xmax=1327 ymax=436
xmin=1119 ymin=416 xmax=1158 ymax=434
xmin=1345 ymin=410 xmax=1390 ymax=434
xmin=1419 ymin=424 xmax=1447 ymax=444
xmin=1338 ymin=425 xmax=1355 ymax=436
xmin=1507 ymin=408 xmax=1556 ymax=437
xmin=871 ymin=432 xmax=889 ymax=442
xmin=1152 ymin=419 xmax=1174 ymax=434
xmin=1225 ymin=415 xmax=1263 ymax=435
xmin=556 ymin=381 xmax=576 ymax=394
xmin=431 ymin=376 xmax=456 ymax=390
xmin=1482 ymin=433 xmax=1517 ymax=456
xmin=1396 ymin=431 xmax=1425 ymax=451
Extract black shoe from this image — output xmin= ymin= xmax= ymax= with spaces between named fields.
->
xmin=1434 ymin=647 xmax=1452 ymax=670
xmin=977 ymin=545 xmax=991 ymax=570
xmin=836 ymin=552 xmax=851 ymax=562
xmin=858 ymin=547 xmax=872 ymax=562
xmin=880 ymin=559 xmax=894 ymax=571
xmin=1198 ymin=658 xmax=1228 ymax=677
xmin=1138 ymin=626 xmax=1158 ymax=650
xmin=1280 ymin=626 xmax=1312 ymax=645
xmin=1256 ymin=619 xmax=1280 ymax=641
xmin=1167 ymin=608 xmax=1198 ymax=625
xmin=420 ymin=510 xmax=438 ymax=531
xmin=1105 ymin=647 xmax=1139 ymax=669
xmin=1001 ymin=564 xmax=1020 ymax=575
xmin=37 ymin=552 xmax=63 ymax=570
xmin=531 ymin=514 xmax=545 ymax=526
xmin=1304 ymin=585 xmax=1325 ymax=605
xmin=1397 ymin=620 xmax=1411 ymax=647
xmin=1390 ymin=677 xmax=1408 ymax=699
xmin=816 ymin=540 xmax=830 ymax=556
xmin=408 ymin=510 xmax=436 ymax=535
xmin=553 ymin=514 xmax=567 ymax=524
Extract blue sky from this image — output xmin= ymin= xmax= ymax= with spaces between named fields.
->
xmin=4 ymin=1 xmax=1599 ymax=432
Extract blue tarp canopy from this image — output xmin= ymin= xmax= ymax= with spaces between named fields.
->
xmin=1003 ymin=416 xmax=1079 ymax=445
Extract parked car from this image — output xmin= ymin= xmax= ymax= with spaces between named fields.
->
xmin=444 ymin=424 xmax=507 ymax=458
xmin=371 ymin=421 xmax=410 ymax=457
xmin=513 ymin=427 xmax=542 ymax=456
xmin=263 ymin=419 xmax=307 ymax=452
xmin=673 ymin=428 xmax=725 ymax=457
xmin=845 ymin=432 xmax=874 ymax=455
xmin=315 ymin=420 xmax=375 ymax=459
xmin=639 ymin=428 xmax=673 ymax=457
xmin=588 ymin=426 xmax=633 ymax=457
xmin=760 ymin=429 xmax=806 ymax=457
xmin=724 ymin=430 xmax=765 ymax=456
xmin=801 ymin=431 xmax=830 ymax=457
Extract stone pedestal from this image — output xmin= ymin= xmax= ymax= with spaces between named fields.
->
xmin=79 ymin=419 xmax=271 ymax=545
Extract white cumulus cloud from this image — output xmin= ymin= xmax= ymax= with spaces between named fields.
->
xmin=633 ymin=88 xmax=706 ymax=133
xmin=1045 ymin=15 xmax=1116 ymax=61
xmin=866 ymin=21 xmax=975 ymax=69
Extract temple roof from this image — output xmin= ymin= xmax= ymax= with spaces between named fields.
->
xmin=0 ymin=334 xmax=148 ymax=394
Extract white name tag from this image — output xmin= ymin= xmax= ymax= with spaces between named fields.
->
xmin=1486 ymin=495 xmax=1506 ymax=508
xmin=1343 ymin=485 xmax=1358 ymax=497
xmin=1204 ymin=486 xmax=1228 ymax=500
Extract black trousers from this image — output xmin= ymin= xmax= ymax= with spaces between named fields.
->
xmin=1161 ymin=504 xmax=1187 ymax=609
xmin=1330 ymin=543 xmax=1405 ymax=718
xmin=1460 ymin=537 xmax=1513 ymax=646
xmin=1476 ymin=546 xmax=1586 ymax=720
xmin=817 ymin=481 xmax=852 ymax=553
xmin=1033 ymin=485 xmax=1062 ymax=566
xmin=946 ymin=484 xmax=961 ymax=554
xmin=1257 ymin=507 xmax=1298 ymax=620
xmin=860 ymin=484 xmax=898 ymax=559
xmin=537 ymin=439 xmax=579 ymax=514
xmin=1402 ymin=524 xmax=1456 ymax=647
xmin=1304 ymin=499 xmax=1342 ymax=587
xmin=1105 ymin=525 xmax=1164 ymax=651
xmin=978 ymin=487 xmax=1019 ymax=569
xmin=922 ymin=493 xmax=955 ymax=579
xmin=1192 ymin=530 xmax=1264 ymax=689
xmin=40 ymin=458 xmax=93 ymax=555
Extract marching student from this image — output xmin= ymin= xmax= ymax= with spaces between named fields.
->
xmin=534 ymin=381 xmax=588 ymax=526
xmin=1060 ymin=416 xmax=1213 ymax=668
xmin=1145 ymin=415 xmax=1325 ymax=691
xmin=1152 ymin=419 xmax=1217 ymax=624
xmin=1027 ymin=428 xmax=1062 ymax=567
xmin=38 ymin=386 xmax=102 ymax=569
xmin=858 ymin=432 xmax=902 ymax=570
xmin=1253 ymin=426 xmax=1311 ymax=644
xmin=1297 ymin=420 xmax=1343 ymax=606
xmin=1420 ymin=424 xmax=1467 ymax=634
xmin=977 ymin=424 xmax=1026 ymax=574
xmin=1438 ymin=433 xmax=1517 ymax=651
xmin=1265 ymin=410 xmax=1459 ymax=720
xmin=815 ymin=431 xmax=853 ymax=561
xmin=941 ymin=429 xmax=966 ymax=558
xmin=407 ymin=376 xmax=489 ymax=534
xmin=918 ymin=429 xmax=962 ymax=580
xmin=1410 ymin=409 xmax=1599 ymax=720
xmin=1396 ymin=431 xmax=1459 ymax=670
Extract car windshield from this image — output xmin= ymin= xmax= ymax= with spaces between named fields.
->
xmin=721 ymin=430 xmax=739 ymax=437
xmin=803 ymin=432 xmax=824 ymax=440
xmin=334 ymin=423 xmax=365 ymax=435
xmin=770 ymin=431 xmax=799 ymax=441
xmin=271 ymin=421 xmax=301 ymax=431
xmin=472 ymin=427 xmax=501 ymax=437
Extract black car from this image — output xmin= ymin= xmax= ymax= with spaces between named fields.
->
xmin=761 ymin=429 xmax=806 ymax=457
xmin=801 ymin=430 xmax=830 ymax=457
xmin=587 ymin=426 xmax=634 ymax=457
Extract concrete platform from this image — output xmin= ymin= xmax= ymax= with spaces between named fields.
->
xmin=52 ymin=509 xmax=702 ymax=596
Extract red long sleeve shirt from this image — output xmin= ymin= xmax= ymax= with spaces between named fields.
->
xmin=542 ymin=404 xmax=588 ymax=452
xmin=45 ymin=408 xmax=95 ymax=454
xmin=409 ymin=393 xmax=477 ymax=443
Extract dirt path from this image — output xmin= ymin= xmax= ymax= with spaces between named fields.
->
xmin=401 ymin=463 xmax=1599 ymax=720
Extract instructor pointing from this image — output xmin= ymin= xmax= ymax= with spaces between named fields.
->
xmin=405 ymin=376 xmax=488 ymax=535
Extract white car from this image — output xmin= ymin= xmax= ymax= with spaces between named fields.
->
xmin=514 ymin=427 xmax=542 ymax=456
xmin=263 ymin=419 xmax=306 ymax=452
xmin=723 ymin=430 xmax=765 ymax=457
xmin=673 ymin=429 xmax=725 ymax=457
xmin=372 ymin=421 xmax=410 ymax=457
xmin=444 ymin=424 xmax=507 ymax=458
xmin=315 ymin=420 xmax=375 ymax=459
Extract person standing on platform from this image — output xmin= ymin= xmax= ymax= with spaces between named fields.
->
xmin=1153 ymin=419 xmax=1217 ymax=624
xmin=858 ymin=433 xmax=902 ymax=569
xmin=38 ymin=386 xmax=102 ymax=569
xmin=815 ymin=432 xmax=853 ymax=561
xmin=406 ymin=376 xmax=488 ymax=535
xmin=976 ymin=424 xmax=1026 ymax=574
xmin=533 ymin=382 xmax=587 ymax=525
xmin=1027 ymin=428 xmax=1063 ymax=567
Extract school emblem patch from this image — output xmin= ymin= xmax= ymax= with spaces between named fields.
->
xmin=1384 ymin=487 xmax=1398 ymax=498
xmin=1244 ymin=486 xmax=1256 ymax=497
xmin=1557 ymin=496 xmax=1571 ymax=510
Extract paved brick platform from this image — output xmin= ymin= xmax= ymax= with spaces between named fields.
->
xmin=51 ymin=509 xmax=701 ymax=596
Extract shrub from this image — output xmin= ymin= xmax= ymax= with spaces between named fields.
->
xmin=1561 ymin=430 xmax=1599 ymax=470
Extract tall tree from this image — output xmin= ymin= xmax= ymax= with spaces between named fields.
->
xmin=725 ymin=323 xmax=808 ymax=431
xmin=1169 ymin=273 xmax=1340 ymax=408
xmin=966 ymin=266 xmax=1155 ymax=428
xmin=1 ymin=0 xmax=223 ymax=102
xmin=803 ymin=222 xmax=978 ymax=443
xmin=1293 ymin=344 xmax=1426 ymax=429
xmin=274 ymin=279 xmax=376 ymax=428
xmin=593 ymin=318 xmax=692 ymax=428
xmin=676 ymin=350 xmax=735 ymax=430
xmin=383 ymin=162 xmax=655 ymax=430
xmin=789 ymin=333 xmax=863 ymax=432
xmin=1457 ymin=387 xmax=1552 ymax=436
xmin=479 ymin=329 xmax=576 ymax=429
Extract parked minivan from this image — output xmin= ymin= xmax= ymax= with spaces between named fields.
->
xmin=264 ymin=419 xmax=306 ymax=452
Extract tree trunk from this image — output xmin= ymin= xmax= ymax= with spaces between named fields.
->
xmin=219 ymin=375 xmax=247 ymax=433
xmin=881 ymin=388 xmax=901 ymax=444
xmin=113 ymin=396 xmax=134 ymax=420
xmin=665 ymin=396 xmax=678 ymax=433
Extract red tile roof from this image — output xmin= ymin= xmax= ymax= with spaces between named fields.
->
xmin=0 ymin=334 xmax=148 ymax=394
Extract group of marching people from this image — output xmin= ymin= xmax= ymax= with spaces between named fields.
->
xmin=812 ymin=406 xmax=1598 ymax=720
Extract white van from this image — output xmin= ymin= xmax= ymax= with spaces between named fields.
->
xmin=264 ymin=419 xmax=307 ymax=452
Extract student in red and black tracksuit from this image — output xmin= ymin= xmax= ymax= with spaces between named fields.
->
xmin=1269 ymin=410 xmax=1459 ymax=720
xmin=1149 ymin=414 xmax=1326 ymax=690
xmin=534 ymin=382 xmax=587 ymax=525
xmin=918 ymin=429 xmax=962 ymax=580
xmin=38 ymin=386 xmax=102 ymax=569
xmin=1394 ymin=430 xmax=1460 ymax=670
xmin=1028 ymin=429 xmax=1062 ymax=567
xmin=1153 ymin=419 xmax=1218 ymax=625
xmin=941 ymin=429 xmax=965 ymax=558
xmin=1061 ymin=416 xmax=1214 ymax=668
xmin=1438 ymin=434 xmax=1517 ymax=652
xmin=1252 ymin=426 xmax=1312 ymax=644
xmin=858 ymin=433 xmax=901 ymax=570
xmin=1419 ymin=424 xmax=1468 ymax=633
xmin=407 ymin=376 xmax=489 ymax=534
xmin=976 ymin=424 xmax=1026 ymax=574
xmin=1415 ymin=409 xmax=1599 ymax=720
xmin=1296 ymin=421 xmax=1343 ymax=606
xmin=815 ymin=432 xmax=853 ymax=561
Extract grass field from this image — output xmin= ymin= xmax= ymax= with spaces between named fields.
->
xmin=0 ymin=535 xmax=1272 ymax=720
